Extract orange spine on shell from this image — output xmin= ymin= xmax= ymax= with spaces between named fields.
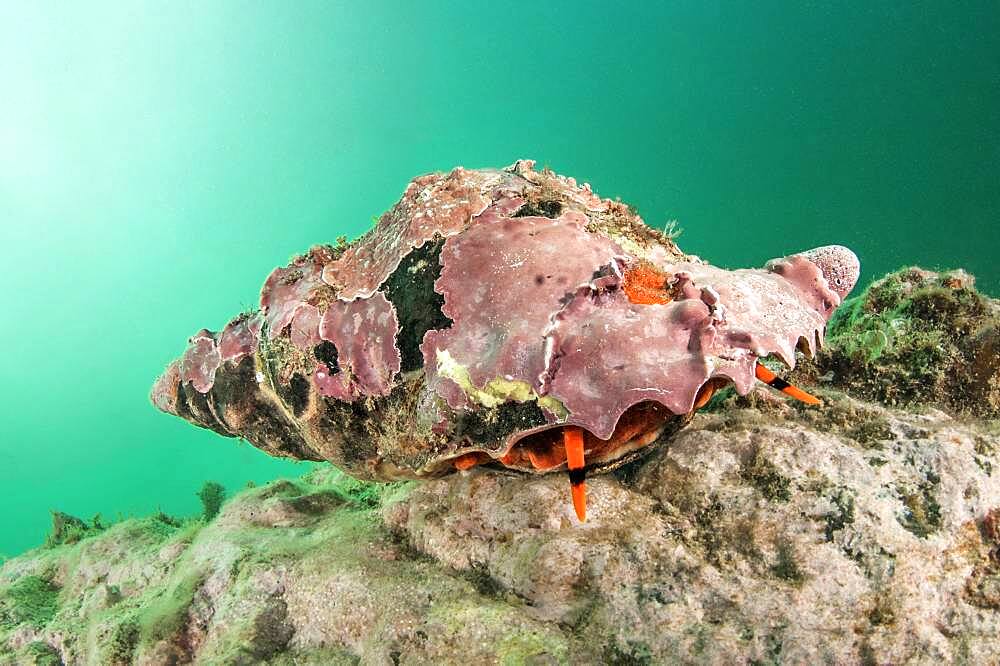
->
xmin=754 ymin=363 xmax=821 ymax=406
xmin=564 ymin=427 xmax=587 ymax=522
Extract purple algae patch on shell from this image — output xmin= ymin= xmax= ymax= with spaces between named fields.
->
xmin=422 ymin=209 xmax=624 ymax=414
xmin=179 ymin=330 xmax=221 ymax=394
xmin=218 ymin=314 xmax=262 ymax=364
xmin=533 ymin=259 xmax=835 ymax=440
xmin=151 ymin=160 xmax=858 ymax=480
xmin=320 ymin=167 xmax=518 ymax=300
xmin=314 ymin=293 xmax=401 ymax=402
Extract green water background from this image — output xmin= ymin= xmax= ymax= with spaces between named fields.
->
xmin=1 ymin=3 xmax=997 ymax=558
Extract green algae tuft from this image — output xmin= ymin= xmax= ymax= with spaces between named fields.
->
xmin=796 ymin=267 xmax=1000 ymax=417
xmin=0 ymin=575 xmax=60 ymax=628
xmin=45 ymin=511 xmax=103 ymax=548
xmin=196 ymin=480 xmax=226 ymax=521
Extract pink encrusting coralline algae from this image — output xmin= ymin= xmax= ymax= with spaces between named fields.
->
xmin=152 ymin=160 xmax=859 ymax=520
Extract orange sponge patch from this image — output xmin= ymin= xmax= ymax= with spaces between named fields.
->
xmin=622 ymin=262 xmax=673 ymax=305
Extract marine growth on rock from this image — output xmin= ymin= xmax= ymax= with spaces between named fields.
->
xmin=152 ymin=160 xmax=860 ymax=520
xmin=793 ymin=267 xmax=1000 ymax=417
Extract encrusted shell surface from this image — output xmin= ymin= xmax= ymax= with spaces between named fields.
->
xmin=152 ymin=160 xmax=853 ymax=480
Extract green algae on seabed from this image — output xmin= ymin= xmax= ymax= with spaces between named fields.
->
xmin=898 ymin=483 xmax=943 ymax=538
xmin=0 ymin=472 xmax=353 ymax=664
xmin=802 ymin=267 xmax=1000 ymax=417
xmin=0 ymin=511 xmax=195 ymax=665
xmin=21 ymin=640 xmax=61 ymax=666
xmin=136 ymin=565 xmax=208 ymax=645
xmin=428 ymin=600 xmax=570 ymax=665
xmin=740 ymin=443 xmax=792 ymax=502
xmin=0 ymin=466 xmax=583 ymax=664
xmin=0 ymin=575 xmax=60 ymax=628
xmin=45 ymin=511 xmax=104 ymax=548
xmin=770 ymin=539 xmax=805 ymax=585
xmin=196 ymin=481 xmax=226 ymax=521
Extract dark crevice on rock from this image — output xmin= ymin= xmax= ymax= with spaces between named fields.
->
xmin=824 ymin=489 xmax=856 ymax=541
xmin=248 ymin=597 xmax=295 ymax=661
xmin=463 ymin=561 xmax=508 ymax=598
xmin=603 ymin=638 xmax=655 ymax=665
xmin=379 ymin=238 xmax=453 ymax=372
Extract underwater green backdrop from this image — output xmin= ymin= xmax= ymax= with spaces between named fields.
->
xmin=1 ymin=2 xmax=997 ymax=558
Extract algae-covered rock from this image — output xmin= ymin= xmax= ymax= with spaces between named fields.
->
xmin=4 ymin=266 xmax=999 ymax=664
xmin=795 ymin=267 xmax=1000 ymax=418
xmin=0 ymin=473 xmax=574 ymax=665
xmin=383 ymin=395 xmax=1000 ymax=664
xmin=4 ymin=393 xmax=999 ymax=664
